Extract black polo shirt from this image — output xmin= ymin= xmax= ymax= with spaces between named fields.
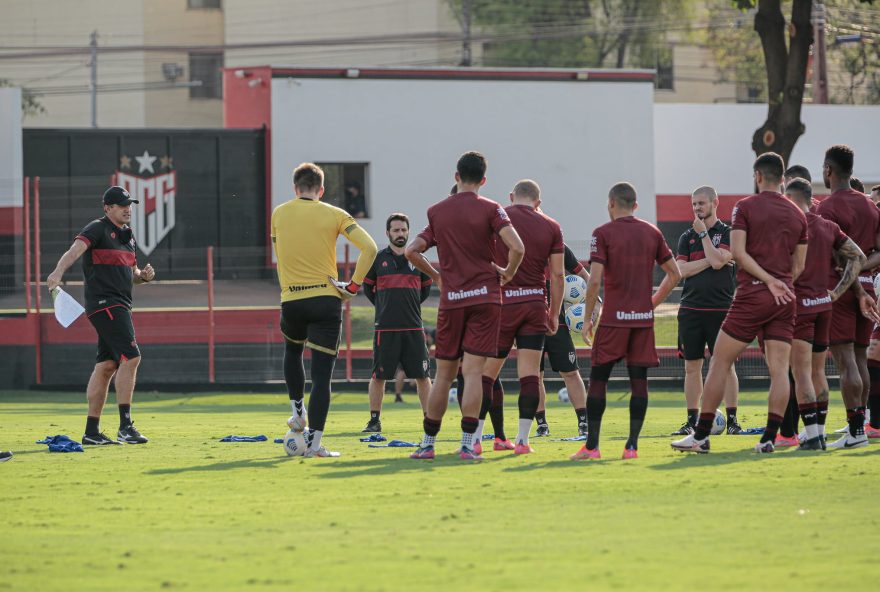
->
xmin=76 ymin=217 xmax=137 ymax=314
xmin=363 ymin=246 xmax=432 ymax=330
xmin=676 ymin=220 xmax=735 ymax=311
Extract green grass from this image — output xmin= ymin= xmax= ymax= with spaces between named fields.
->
xmin=1 ymin=389 xmax=877 ymax=591
xmin=347 ymin=306 xmax=678 ymax=348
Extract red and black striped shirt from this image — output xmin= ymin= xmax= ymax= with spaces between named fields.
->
xmin=75 ymin=216 xmax=137 ymax=314
xmin=363 ymin=247 xmax=432 ymax=330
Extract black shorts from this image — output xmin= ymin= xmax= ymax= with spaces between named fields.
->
xmin=88 ymin=305 xmax=140 ymax=364
xmin=677 ymin=308 xmax=728 ymax=360
xmin=280 ymin=296 xmax=342 ymax=356
xmin=372 ymin=329 xmax=430 ymax=380
xmin=541 ymin=313 xmax=578 ymax=373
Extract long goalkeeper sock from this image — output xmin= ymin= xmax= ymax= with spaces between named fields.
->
xmin=285 ymin=341 xmax=306 ymax=415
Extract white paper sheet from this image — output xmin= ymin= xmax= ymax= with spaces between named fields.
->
xmin=51 ymin=288 xmax=85 ymax=328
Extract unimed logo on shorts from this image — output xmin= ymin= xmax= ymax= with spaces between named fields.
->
xmin=504 ymin=287 xmax=544 ymax=298
xmin=447 ymin=286 xmax=488 ymax=301
xmin=115 ymin=149 xmax=176 ymax=256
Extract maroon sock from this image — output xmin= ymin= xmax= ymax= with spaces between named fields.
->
xmin=798 ymin=402 xmax=818 ymax=427
xmin=423 ymin=416 xmax=442 ymax=437
xmin=694 ymin=412 xmax=715 ymax=440
xmin=760 ymin=412 xmax=784 ymax=443
xmin=479 ymin=376 xmax=493 ymax=420
xmin=518 ymin=375 xmax=540 ymax=420
xmin=816 ymin=400 xmax=829 ymax=426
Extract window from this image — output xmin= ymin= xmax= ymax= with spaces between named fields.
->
xmin=316 ymin=163 xmax=369 ymax=219
xmin=188 ymin=0 xmax=221 ymax=9
xmin=189 ymin=52 xmax=223 ymax=99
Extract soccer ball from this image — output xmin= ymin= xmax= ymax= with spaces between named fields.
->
xmin=283 ymin=429 xmax=307 ymax=456
xmin=564 ymin=304 xmax=586 ymax=333
xmin=558 ymin=387 xmax=570 ymax=403
xmin=448 ymin=387 xmax=458 ymax=403
xmin=710 ymin=409 xmax=727 ymax=436
xmin=287 ymin=414 xmax=307 ymax=432
xmin=563 ymin=275 xmax=587 ymax=305
xmin=874 ymin=273 xmax=880 ymax=296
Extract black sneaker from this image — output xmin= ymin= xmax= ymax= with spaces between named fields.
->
xmin=0 ymin=451 xmax=12 ymax=462
xmin=535 ymin=424 xmax=550 ymax=438
xmin=578 ymin=422 xmax=588 ymax=438
xmin=797 ymin=436 xmax=824 ymax=451
xmin=393 ymin=393 xmax=404 ymax=403
xmin=82 ymin=432 xmax=122 ymax=446
xmin=117 ymin=424 xmax=149 ymax=444
xmin=670 ymin=422 xmax=695 ymax=436
xmin=362 ymin=418 xmax=382 ymax=433
xmin=727 ymin=419 xmax=744 ymax=435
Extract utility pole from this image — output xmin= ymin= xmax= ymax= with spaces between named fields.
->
xmin=811 ymin=2 xmax=828 ymax=104
xmin=89 ymin=30 xmax=98 ymax=127
xmin=459 ymin=0 xmax=472 ymax=67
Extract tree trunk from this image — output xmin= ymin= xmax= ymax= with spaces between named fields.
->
xmin=750 ymin=0 xmax=813 ymax=165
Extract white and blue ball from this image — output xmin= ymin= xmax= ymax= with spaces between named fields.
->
xmin=283 ymin=429 xmax=307 ymax=456
xmin=448 ymin=387 xmax=458 ymax=404
xmin=563 ymin=275 xmax=587 ymax=306
xmin=558 ymin=387 xmax=570 ymax=403
xmin=564 ymin=304 xmax=586 ymax=333
xmin=710 ymin=409 xmax=727 ymax=436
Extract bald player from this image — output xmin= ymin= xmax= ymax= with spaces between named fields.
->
xmin=573 ymin=182 xmax=681 ymax=460
xmin=481 ymin=179 xmax=565 ymax=454
xmin=273 ymin=162 xmax=378 ymax=458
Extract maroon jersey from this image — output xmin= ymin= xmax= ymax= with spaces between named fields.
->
xmin=418 ymin=191 xmax=510 ymax=310
xmin=816 ymin=187 xmax=880 ymax=290
xmin=589 ymin=216 xmax=673 ymax=328
xmin=796 ymin=213 xmax=847 ymax=315
xmin=730 ymin=191 xmax=808 ymax=296
xmin=496 ymin=204 xmax=564 ymax=304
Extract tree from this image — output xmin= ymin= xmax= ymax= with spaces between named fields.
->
xmin=446 ymin=1 xmax=694 ymax=71
xmin=733 ymin=0 xmax=875 ymax=163
xmin=0 ymin=79 xmax=46 ymax=118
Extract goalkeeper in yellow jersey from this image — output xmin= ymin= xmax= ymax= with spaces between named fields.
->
xmin=272 ymin=162 xmax=378 ymax=457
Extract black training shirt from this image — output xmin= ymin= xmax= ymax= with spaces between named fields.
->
xmin=363 ymin=247 xmax=432 ymax=330
xmin=676 ymin=220 xmax=735 ymax=311
xmin=76 ymin=217 xmax=137 ymax=314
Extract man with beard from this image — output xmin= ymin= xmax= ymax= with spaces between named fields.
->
xmin=362 ymin=213 xmax=434 ymax=432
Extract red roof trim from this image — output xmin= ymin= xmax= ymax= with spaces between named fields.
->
xmin=266 ymin=66 xmax=654 ymax=83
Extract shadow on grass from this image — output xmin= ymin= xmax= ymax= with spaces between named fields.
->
xmin=306 ymin=453 xmax=523 ymax=479
xmin=144 ymin=456 xmax=290 ymax=475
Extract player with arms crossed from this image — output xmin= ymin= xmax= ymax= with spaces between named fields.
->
xmin=672 ymin=186 xmax=740 ymax=436
xmin=573 ymin=182 xmax=681 ymax=460
xmin=47 ymin=186 xmax=155 ymax=445
xmin=673 ymin=153 xmax=807 ymax=454
xmin=406 ymin=151 xmax=524 ymax=460
xmin=816 ymin=145 xmax=880 ymax=449
xmin=273 ymin=163 xmax=378 ymax=458
xmin=361 ymin=213 xmax=433 ymax=432
xmin=784 ymin=178 xmax=864 ymax=450
xmin=481 ymin=180 xmax=565 ymax=454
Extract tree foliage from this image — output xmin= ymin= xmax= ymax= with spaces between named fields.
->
xmin=0 ymin=79 xmax=47 ymax=118
xmin=447 ymin=0 xmax=694 ymax=70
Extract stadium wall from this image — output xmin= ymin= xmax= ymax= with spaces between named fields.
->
xmin=222 ymin=66 xmax=659 ymax=261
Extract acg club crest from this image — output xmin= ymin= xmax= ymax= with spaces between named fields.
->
xmin=115 ymin=150 xmax=176 ymax=256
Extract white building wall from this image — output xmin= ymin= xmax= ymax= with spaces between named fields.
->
xmin=270 ymin=75 xmax=656 ymax=256
xmin=655 ymin=104 xmax=880 ymax=195
xmin=0 ymin=88 xmax=23 ymax=208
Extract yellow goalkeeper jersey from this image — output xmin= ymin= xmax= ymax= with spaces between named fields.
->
xmin=271 ymin=197 xmax=378 ymax=303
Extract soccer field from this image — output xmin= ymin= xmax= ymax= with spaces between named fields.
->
xmin=1 ymin=389 xmax=877 ymax=591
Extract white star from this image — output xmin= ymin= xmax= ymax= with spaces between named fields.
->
xmin=135 ymin=150 xmax=157 ymax=175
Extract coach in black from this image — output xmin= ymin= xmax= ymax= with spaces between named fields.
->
xmin=47 ymin=186 xmax=155 ymax=445
xmin=673 ymin=186 xmax=741 ymax=435
xmin=361 ymin=213 xmax=433 ymax=432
